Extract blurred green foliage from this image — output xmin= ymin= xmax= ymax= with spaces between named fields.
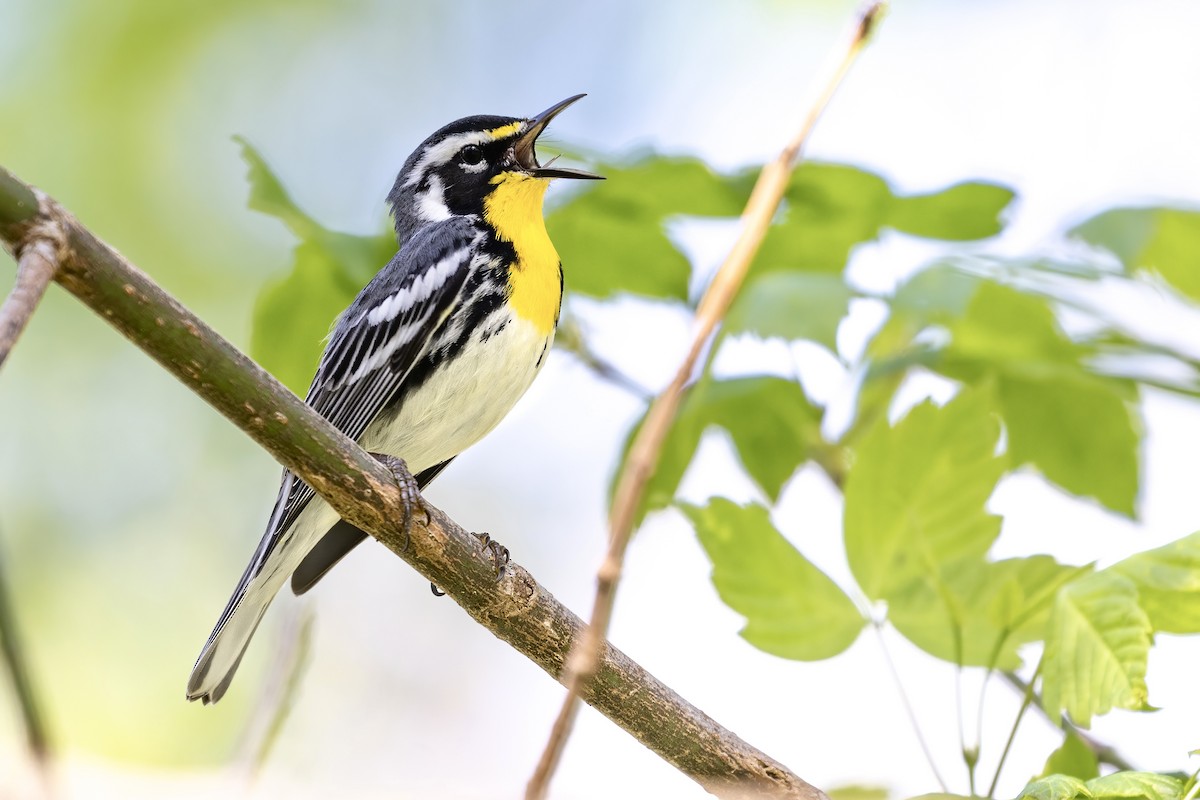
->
xmin=242 ymin=123 xmax=1200 ymax=769
xmin=240 ymin=139 xmax=396 ymax=394
xmin=1073 ymin=208 xmax=1200 ymax=302
xmin=1040 ymin=731 xmax=1100 ymax=781
xmin=3 ymin=2 xmax=1200 ymax=792
xmin=1019 ymin=771 xmax=1185 ymax=800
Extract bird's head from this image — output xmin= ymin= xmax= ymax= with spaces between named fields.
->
xmin=388 ymin=94 xmax=601 ymax=242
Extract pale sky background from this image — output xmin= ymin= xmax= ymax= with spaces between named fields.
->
xmin=2 ymin=1 xmax=1199 ymax=799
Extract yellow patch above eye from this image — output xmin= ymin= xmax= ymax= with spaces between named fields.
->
xmin=486 ymin=121 xmax=524 ymax=140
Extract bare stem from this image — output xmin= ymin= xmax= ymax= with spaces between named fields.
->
xmin=234 ymin=603 xmax=314 ymax=781
xmin=988 ymin=662 xmax=1041 ymax=798
xmin=525 ymin=5 xmax=887 ymax=798
xmin=999 ymin=670 xmax=1138 ymax=774
xmin=873 ymin=622 xmax=948 ymax=792
xmin=0 ymin=235 xmax=61 ymax=372
xmin=0 ymin=535 xmax=50 ymax=769
xmin=956 ymin=667 xmax=977 ymax=795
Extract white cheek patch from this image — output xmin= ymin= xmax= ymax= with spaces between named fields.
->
xmin=415 ymin=175 xmax=451 ymax=222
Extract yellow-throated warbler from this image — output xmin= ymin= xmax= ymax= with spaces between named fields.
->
xmin=187 ymin=95 xmax=600 ymax=704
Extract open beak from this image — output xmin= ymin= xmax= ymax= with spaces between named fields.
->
xmin=512 ymin=94 xmax=604 ymax=180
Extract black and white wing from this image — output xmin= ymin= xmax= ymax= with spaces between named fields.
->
xmin=188 ymin=216 xmax=483 ymax=703
xmin=254 ymin=216 xmax=482 ymax=574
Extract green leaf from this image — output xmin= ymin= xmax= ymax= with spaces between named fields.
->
xmin=941 ymin=282 xmax=1140 ymax=515
xmin=251 ymin=242 xmax=350 ymax=394
xmin=596 ymin=157 xmax=751 ymax=218
xmin=752 ymin=170 xmax=1015 ymax=278
xmin=1086 ymin=772 xmax=1185 ymax=800
xmin=1042 ymin=571 xmax=1153 ymax=728
xmin=723 ymin=272 xmax=854 ymax=353
xmin=546 ymin=156 xmax=749 ymax=302
xmin=1072 ymin=207 xmax=1200 ymax=303
xmin=682 ymin=498 xmax=865 ymax=660
xmin=844 ymin=388 xmax=1005 ymax=600
xmin=1042 ymin=731 xmax=1101 ymax=780
xmin=1019 ymin=774 xmax=1093 ymax=800
xmin=997 ymin=374 xmax=1140 ymax=516
xmin=890 ymin=263 xmax=987 ymax=323
xmin=622 ymin=376 xmax=823 ymax=524
xmin=235 ymin=136 xmax=319 ymax=239
xmin=550 ymin=202 xmax=691 ymax=300
xmin=845 ymin=317 xmax=926 ymax=445
xmin=753 ymin=163 xmax=894 ymax=275
xmin=239 ymin=139 xmax=396 ymax=394
xmin=943 ymin=282 xmax=1083 ymax=379
xmin=1110 ymin=531 xmax=1200 ymax=633
xmin=887 ymin=181 xmax=1015 ymax=241
xmin=886 ymin=556 xmax=1089 ymax=669
xmin=828 ymin=786 xmax=890 ymax=800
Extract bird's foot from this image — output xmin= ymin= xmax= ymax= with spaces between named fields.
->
xmin=471 ymin=531 xmax=510 ymax=579
xmin=430 ymin=532 xmax=510 ymax=598
xmin=369 ymin=453 xmax=429 ymax=552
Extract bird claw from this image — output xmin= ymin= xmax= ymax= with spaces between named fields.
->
xmin=431 ymin=532 xmax=509 ymax=598
xmin=471 ymin=531 xmax=510 ymax=579
xmin=370 ymin=453 xmax=428 ymax=552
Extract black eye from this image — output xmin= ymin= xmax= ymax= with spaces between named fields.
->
xmin=460 ymin=145 xmax=483 ymax=166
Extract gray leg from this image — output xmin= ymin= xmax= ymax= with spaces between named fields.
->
xmin=369 ymin=453 xmax=429 ymax=552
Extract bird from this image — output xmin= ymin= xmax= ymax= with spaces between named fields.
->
xmin=187 ymin=94 xmax=601 ymax=704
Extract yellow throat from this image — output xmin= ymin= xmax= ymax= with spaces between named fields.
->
xmin=483 ymin=173 xmax=562 ymax=336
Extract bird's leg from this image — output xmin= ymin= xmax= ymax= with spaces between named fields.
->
xmin=471 ymin=531 xmax=510 ymax=579
xmin=369 ymin=453 xmax=428 ymax=552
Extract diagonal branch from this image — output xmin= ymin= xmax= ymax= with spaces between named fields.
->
xmin=0 ymin=165 xmax=826 ymax=800
xmin=525 ymin=5 xmax=886 ymax=798
xmin=0 ymin=219 xmax=62 ymax=372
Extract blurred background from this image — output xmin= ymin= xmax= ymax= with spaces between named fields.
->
xmin=1 ymin=0 xmax=1199 ymax=798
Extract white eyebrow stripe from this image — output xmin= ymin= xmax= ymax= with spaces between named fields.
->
xmin=403 ymin=130 xmax=495 ymax=187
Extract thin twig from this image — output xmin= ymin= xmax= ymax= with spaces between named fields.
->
xmin=564 ymin=346 xmax=655 ymax=401
xmin=988 ymin=662 xmax=1042 ymax=798
xmin=556 ymin=312 xmax=655 ymax=400
xmin=999 ymin=670 xmax=1138 ymax=773
xmin=526 ymin=6 xmax=886 ymax=798
xmin=0 ymin=235 xmax=61 ymax=371
xmin=234 ymin=603 xmax=314 ymax=781
xmin=0 ymin=166 xmax=823 ymax=799
xmin=956 ymin=666 xmax=977 ymax=795
xmin=0 ymin=534 xmax=51 ymax=769
xmin=873 ymin=622 xmax=948 ymax=792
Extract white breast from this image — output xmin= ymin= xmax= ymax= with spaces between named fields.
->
xmin=357 ymin=308 xmax=553 ymax=475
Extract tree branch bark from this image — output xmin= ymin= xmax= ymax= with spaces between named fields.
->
xmin=0 ymin=165 xmax=827 ymax=800
xmin=0 ymin=190 xmax=62 ymax=371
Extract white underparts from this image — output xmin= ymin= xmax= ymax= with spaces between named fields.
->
xmin=359 ymin=309 xmax=553 ymax=476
